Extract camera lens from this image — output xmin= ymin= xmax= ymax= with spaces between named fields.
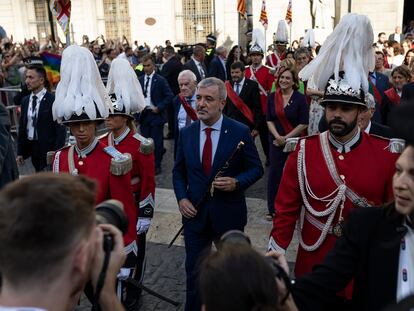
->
xmin=95 ymin=199 xmax=128 ymax=235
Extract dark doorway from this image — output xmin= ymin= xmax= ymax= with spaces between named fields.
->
xmin=403 ymin=0 xmax=414 ymax=29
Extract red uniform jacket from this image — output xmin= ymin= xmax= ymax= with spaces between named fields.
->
xmin=53 ymin=141 xmax=137 ymax=250
xmin=270 ymin=132 xmax=398 ymax=299
xmin=100 ymin=130 xmax=155 ymax=221
xmin=266 ymin=52 xmax=286 ymax=69
xmin=245 ymin=65 xmax=274 ymax=114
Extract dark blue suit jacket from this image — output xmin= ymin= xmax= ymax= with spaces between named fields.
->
xmin=17 ymin=91 xmax=66 ymax=159
xmin=138 ymin=73 xmax=174 ymax=126
xmin=173 ymin=116 xmax=263 ymax=234
xmin=207 ymin=56 xmax=227 ymax=81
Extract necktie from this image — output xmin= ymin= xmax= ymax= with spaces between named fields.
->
xmin=235 ymin=83 xmax=240 ymax=95
xmin=185 ymin=98 xmax=192 ymax=126
xmin=144 ymin=76 xmax=150 ymax=97
xmin=32 ymin=95 xmax=38 ymax=139
xmin=198 ymin=64 xmax=205 ymax=79
xmin=202 ymin=128 xmax=213 ymax=176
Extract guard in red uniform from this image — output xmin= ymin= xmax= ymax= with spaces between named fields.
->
xmin=245 ymin=43 xmax=274 ymax=162
xmin=100 ymin=58 xmax=155 ymax=308
xmin=266 ymin=20 xmax=288 ymax=71
xmin=51 ymin=45 xmax=137 ymax=309
xmin=269 ymin=14 xmax=404 ymax=304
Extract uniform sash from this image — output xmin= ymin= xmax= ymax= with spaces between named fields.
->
xmin=274 ymin=88 xmax=294 ymax=134
xmin=249 ymin=66 xmax=268 ymax=96
xmin=384 ymin=87 xmax=400 ymax=105
xmin=369 ymin=78 xmax=382 ymax=106
xmin=225 ymin=81 xmax=255 ymax=125
xmin=178 ymin=94 xmax=198 ymax=121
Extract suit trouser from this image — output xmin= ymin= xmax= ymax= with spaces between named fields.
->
xmin=140 ymin=124 xmax=164 ymax=168
xmin=258 ymin=119 xmax=270 ymax=160
xmin=166 ymin=104 xmax=175 ymax=137
xmin=26 ymin=140 xmax=46 ymax=172
xmin=267 ymin=142 xmax=288 ymax=214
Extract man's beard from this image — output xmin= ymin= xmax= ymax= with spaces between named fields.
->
xmin=328 ymin=117 xmax=358 ymax=137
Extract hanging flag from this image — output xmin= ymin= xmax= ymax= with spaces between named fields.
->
xmin=49 ymin=0 xmax=71 ymax=35
xmin=41 ymin=51 xmax=61 ymax=86
xmin=259 ymin=0 xmax=268 ymax=30
xmin=237 ymin=0 xmax=247 ymax=19
xmin=285 ymin=0 xmax=292 ymax=25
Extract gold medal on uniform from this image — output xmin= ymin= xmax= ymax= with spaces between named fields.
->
xmin=332 ymin=222 xmax=343 ymax=237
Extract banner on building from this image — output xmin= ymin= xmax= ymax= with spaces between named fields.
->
xmin=259 ymin=0 xmax=268 ymax=30
xmin=237 ymin=0 xmax=247 ymax=19
xmin=49 ymin=0 xmax=71 ymax=35
xmin=285 ymin=0 xmax=292 ymax=25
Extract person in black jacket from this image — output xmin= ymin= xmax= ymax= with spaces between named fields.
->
xmin=16 ymin=65 xmax=66 ymax=171
xmin=0 ymin=103 xmax=18 ymax=189
xmin=160 ymin=45 xmax=183 ymax=139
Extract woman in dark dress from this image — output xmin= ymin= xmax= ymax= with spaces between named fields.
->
xmin=226 ymin=45 xmax=247 ymax=80
xmin=266 ymin=68 xmax=308 ymax=220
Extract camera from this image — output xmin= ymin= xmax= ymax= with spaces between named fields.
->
xmin=95 ymin=199 xmax=128 ymax=250
xmin=218 ymin=230 xmax=294 ymax=291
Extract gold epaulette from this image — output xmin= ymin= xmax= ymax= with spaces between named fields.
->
xmin=46 ymin=151 xmax=56 ymax=166
xmin=133 ymin=133 xmax=154 ymax=155
xmin=103 ymin=146 xmax=133 ymax=176
xmin=283 ymin=134 xmax=318 ymax=153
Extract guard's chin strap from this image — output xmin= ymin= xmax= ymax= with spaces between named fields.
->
xmin=91 ymin=234 xmax=113 ymax=311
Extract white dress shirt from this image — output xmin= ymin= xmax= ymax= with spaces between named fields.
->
xmin=199 ymin=114 xmax=223 ymax=164
xmin=178 ymin=93 xmax=197 ymax=130
xmin=364 ymin=121 xmax=372 ymax=134
xmin=397 ymin=222 xmax=414 ymax=302
xmin=26 ymin=88 xmax=46 ymax=140
xmin=143 ymin=71 xmax=155 ymax=107
xmin=192 ymin=57 xmax=205 ymax=79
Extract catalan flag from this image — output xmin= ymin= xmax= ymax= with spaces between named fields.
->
xmin=49 ymin=0 xmax=71 ymax=35
xmin=285 ymin=0 xmax=292 ymax=25
xmin=237 ymin=0 xmax=247 ymax=19
xmin=259 ymin=0 xmax=268 ymax=30
xmin=41 ymin=52 xmax=61 ymax=86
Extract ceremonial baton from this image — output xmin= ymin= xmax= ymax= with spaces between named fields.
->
xmin=168 ymin=141 xmax=245 ymax=248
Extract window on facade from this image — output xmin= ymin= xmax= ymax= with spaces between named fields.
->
xmin=33 ymin=0 xmax=58 ymax=42
xmin=103 ymin=0 xmax=131 ymax=41
xmin=178 ymin=0 xmax=215 ymax=44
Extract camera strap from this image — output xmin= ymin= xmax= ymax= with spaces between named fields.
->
xmin=91 ymin=235 xmax=113 ymax=311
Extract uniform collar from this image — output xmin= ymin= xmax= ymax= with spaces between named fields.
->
xmin=329 ymin=127 xmax=362 ymax=153
xmin=75 ymin=137 xmax=99 ymax=158
xmin=113 ymin=127 xmax=130 ymax=145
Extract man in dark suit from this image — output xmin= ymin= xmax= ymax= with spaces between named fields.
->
xmin=173 ymin=77 xmax=264 ymax=311
xmin=389 ymin=26 xmax=404 ymax=43
xmin=207 ymin=45 xmax=227 ymax=81
xmin=16 ymin=65 xmax=66 ymax=171
xmin=182 ymin=45 xmax=207 ymax=83
xmin=161 ymin=46 xmax=183 ymax=139
xmin=224 ymin=61 xmax=262 ymax=136
xmin=139 ymin=55 xmax=174 ymax=175
xmin=370 ymin=52 xmax=391 ymax=123
xmin=358 ymin=93 xmax=394 ymax=138
xmin=172 ymin=70 xmax=198 ymax=156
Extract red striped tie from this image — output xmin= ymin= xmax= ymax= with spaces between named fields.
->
xmin=202 ymin=128 xmax=213 ymax=176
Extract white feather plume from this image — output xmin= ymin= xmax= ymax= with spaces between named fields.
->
xmin=275 ymin=20 xmax=289 ymax=42
xmin=106 ymin=58 xmax=145 ymax=114
xmin=299 ymin=13 xmax=375 ymax=93
xmin=52 ymin=45 xmax=111 ymax=123
xmin=251 ymin=28 xmax=266 ymax=53
xmin=301 ymin=29 xmax=316 ymax=48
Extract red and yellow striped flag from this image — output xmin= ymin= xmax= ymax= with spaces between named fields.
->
xmin=237 ymin=0 xmax=247 ymax=19
xmin=285 ymin=0 xmax=292 ymax=25
xmin=259 ymin=0 xmax=268 ymax=30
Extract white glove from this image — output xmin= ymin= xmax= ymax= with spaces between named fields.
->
xmin=136 ymin=217 xmax=151 ymax=235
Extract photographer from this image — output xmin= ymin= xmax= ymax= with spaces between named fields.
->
xmin=0 ymin=173 xmax=125 ymax=311
xmin=199 ymin=231 xmax=298 ymax=311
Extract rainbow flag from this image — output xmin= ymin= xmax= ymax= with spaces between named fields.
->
xmin=41 ymin=51 xmax=61 ymax=85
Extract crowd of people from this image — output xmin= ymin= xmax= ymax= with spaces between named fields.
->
xmin=1 ymin=14 xmax=414 ymax=311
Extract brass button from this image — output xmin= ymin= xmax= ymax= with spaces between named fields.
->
xmin=338 ymin=155 xmax=344 ymax=160
xmin=340 ymin=175 xmax=345 ymax=180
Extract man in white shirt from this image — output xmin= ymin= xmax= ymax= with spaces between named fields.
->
xmin=0 ymin=173 xmax=126 ymax=311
